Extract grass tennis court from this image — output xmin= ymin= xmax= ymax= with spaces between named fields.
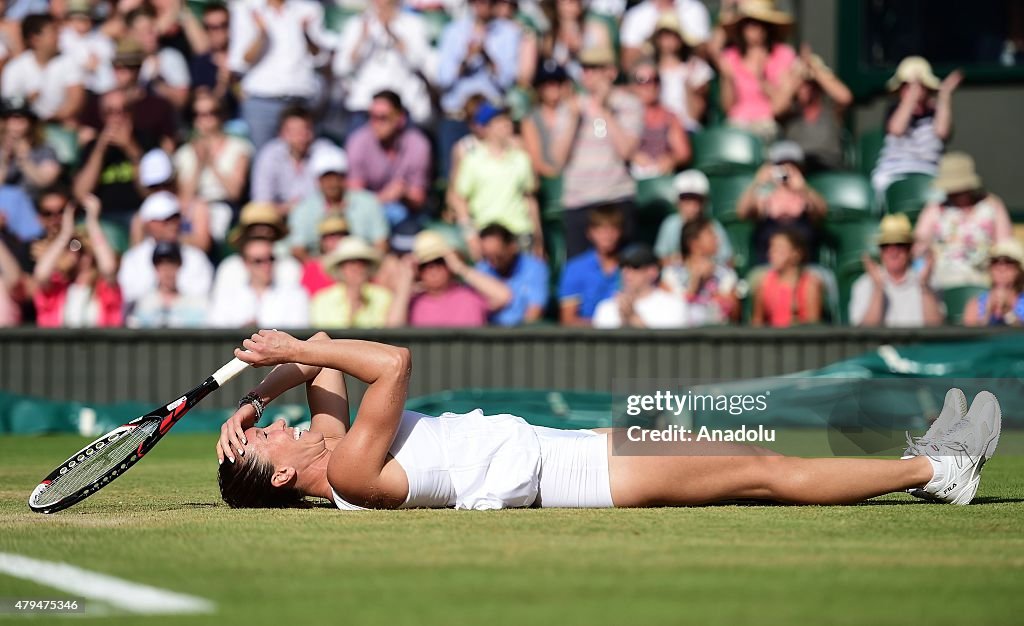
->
xmin=2 ymin=433 xmax=1023 ymax=625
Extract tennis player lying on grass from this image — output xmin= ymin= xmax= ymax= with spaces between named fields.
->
xmin=217 ymin=330 xmax=1002 ymax=509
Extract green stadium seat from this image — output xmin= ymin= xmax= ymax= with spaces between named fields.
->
xmin=836 ymin=265 xmax=863 ymax=325
xmin=542 ymin=217 xmax=566 ymax=320
xmin=942 ymin=285 xmax=987 ymax=325
xmin=885 ymin=174 xmax=936 ymax=222
xmin=634 ymin=176 xmax=675 ymax=247
xmin=825 ymin=219 xmax=878 ymax=277
xmin=324 ymin=4 xmax=360 ymax=32
xmin=707 ymin=173 xmax=754 ymax=222
xmin=692 ymin=127 xmax=763 ymax=175
xmin=721 ymin=218 xmax=753 ymax=276
xmin=809 ymin=172 xmax=876 ymax=221
xmin=857 ymin=128 xmax=885 ymax=178
xmin=44 ymin=124 xmax=79 ymax=168
xmin=421 ymin=10 xmax=452 ymax=46
xmin=97 ymin=220 xmax=130 ymax=255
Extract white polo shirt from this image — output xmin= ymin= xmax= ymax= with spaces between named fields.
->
xmin=1 ymin=51 xmax=83 ymax=119
xmin=593 ymin=289 xmax=688 ymax=329
xmin=228 ymin=0 xmax=333 ymax=99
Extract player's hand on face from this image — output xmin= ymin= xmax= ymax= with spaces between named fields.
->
xmin=217 ymin=402 xmax=257 ymax=464
xmin=236 ymin=329 xmax=300 ymax=367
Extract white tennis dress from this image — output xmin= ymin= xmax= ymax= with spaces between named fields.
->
xmin=330 ymin=409 xmax=614 ymax=510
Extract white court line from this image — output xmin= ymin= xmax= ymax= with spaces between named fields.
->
xmin=0 ymin=552 xmax=215 ymax=615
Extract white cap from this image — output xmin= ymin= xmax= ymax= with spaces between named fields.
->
xmin=310 ymin=146 xmax=348 ymax=177
xmin=139 ymin=191 xmax=180 ymax=222
xmin=139 ymin=149 xmax=174 ymax=187
xmin=672 ymin=170 xmax=710 ymax=197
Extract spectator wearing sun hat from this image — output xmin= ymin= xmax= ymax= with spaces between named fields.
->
xmin=913 ymin=152 xmax=1013 ymax=290
xmin=655 ymin=169 xmax=733 ymax=267
xmin=714 ymin=0 xmax=796 ymax=143
xmin=212 ymin=202 xmax=303 ymax=306
xmin=310 ymin=236 xmax=402 ymax=328
xmin=871 ymin=56 xmax=963 ymax=194
xmin=394 ymin=230 xmax=512 ymax=327
xmin=299 ymin=214 xmax=352 ymax=297
xmin=619 ymin=0 xmax=710 ymax=71
xmin=964 ymin=239 xmax=1024 ymax=327
xmin=560 ymin=45 xmax=643 ymax=259
xmin=288 ymin=145 xmax=388 ymax=261
xmin=850 ymin=213 xmax=944 ymax=328
xmin=648 ymin=11 xmax=713 ymax=133
xmin=118 ymin=191 xmax=214 ymax=307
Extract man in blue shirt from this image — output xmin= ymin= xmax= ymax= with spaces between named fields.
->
xmin=476 ymin=223 xmax=549 ymax=326
xmin=558 ymin=205 xmax=623 ymax=326
xmin=435 ymin=0 xmax=521 ymax=175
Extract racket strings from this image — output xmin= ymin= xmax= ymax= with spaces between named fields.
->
xmin=31 ymin=423 xmax=158 ymax=507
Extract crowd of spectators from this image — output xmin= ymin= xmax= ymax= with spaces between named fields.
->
xmin=0 ymin=0 xmax=1020 ymax=330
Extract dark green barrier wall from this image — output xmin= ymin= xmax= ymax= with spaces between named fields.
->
xmin=1 ymin=328 xmax=1017 ymax=409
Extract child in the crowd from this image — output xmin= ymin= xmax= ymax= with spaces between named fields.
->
xmin=751 ymin=228 xmax=822 ymax=328
xmin=662 ymin=216 xmax=739 ymax=326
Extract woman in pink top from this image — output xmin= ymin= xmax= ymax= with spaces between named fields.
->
xmin=394 ymin=231 xmax=512 ymax=327
xmin=715 ymin=0 xmax=796 ymax=142
xmin=32 ymin=195 xmax=123 ymax=328
xmin=752 ymin=228 xmax=821 ymax=328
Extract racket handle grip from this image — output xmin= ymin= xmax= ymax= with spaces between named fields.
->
xmin=212 ymin=356 xmax=251 ymax=387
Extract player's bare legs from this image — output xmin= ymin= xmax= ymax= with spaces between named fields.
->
xmin=605 ymin=437 xmax=934 ymax=507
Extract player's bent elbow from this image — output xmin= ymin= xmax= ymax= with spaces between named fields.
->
xmin=391 ymin=347 xmax=412 ymax=377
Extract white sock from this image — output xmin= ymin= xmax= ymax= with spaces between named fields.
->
xmin=921 ymin=455 xmax=943 ymax=492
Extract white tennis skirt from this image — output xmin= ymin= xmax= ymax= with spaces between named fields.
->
xmin=532 ymin=427 xmax=615 ymax=508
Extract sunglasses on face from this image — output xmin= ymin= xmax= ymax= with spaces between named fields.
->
xmin=204 ymin=21 xmax=228 ymax=30
xmin=246 ymin=255 xmax=276 ymax=265
xmin=418 ymin=258 xmax=445 ymax=271
xmin=633 ymin=74 xmax=658 ymax=85
xmin=991 ymin=256 xmax=1019 ymax=266
xmin=38 ymin=209 xmax=63 ymax=218
xmin=368 ymin=112 xmax=394 ymax=122
xmin=194 ymin=108 xmax=219 ymax=118
xmin=321 ymin=230 xmax=350 ymax=239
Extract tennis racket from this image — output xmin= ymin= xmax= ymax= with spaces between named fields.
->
xmin=28 ymin=356 xmax=251 ymax=514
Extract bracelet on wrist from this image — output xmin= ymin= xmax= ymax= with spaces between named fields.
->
xmin=238 ymin=392 xmax=266 ymax=422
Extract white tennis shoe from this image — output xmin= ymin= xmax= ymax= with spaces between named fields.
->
xmin=911 ymin=391 xmax=1002 ymax=505
xmin=904 ymin=388 xmax=968 ymax=499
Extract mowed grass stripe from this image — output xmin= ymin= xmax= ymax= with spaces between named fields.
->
xmin=1 ymin=434 xmax=1023 ymax=626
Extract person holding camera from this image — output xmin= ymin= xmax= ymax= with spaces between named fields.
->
xmin=736 ymin=140 xmax=826 ymax=265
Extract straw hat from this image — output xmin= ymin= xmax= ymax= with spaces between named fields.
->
xmin=322 ymin=236 xmax=381 ymax=270
xmin=650 ymin=11 xmax=703 ymax=49
xmin=113 ymin=37 xmax=145 ymax=67
xmin=317 ymin=215 xmax=350 ymax=237
xmin=875 ymin=214 xmax=914 ymax=246
xmin=228 ymin=202 xmax=289 ymax=247
xmin=886 ymin=56 xmax=941 ymax=91
xmin=722 ymin=0 xmax=793 ymax=38
xmin=989 ymin=240 xmax=1024 ymax=267
xmin=578 ymin=46 xmax=616 ymax=67
xmin=933 ymin=152 xmax=983 ymax=196
xmin=412 ymin=231 xmax=452 ymax=264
